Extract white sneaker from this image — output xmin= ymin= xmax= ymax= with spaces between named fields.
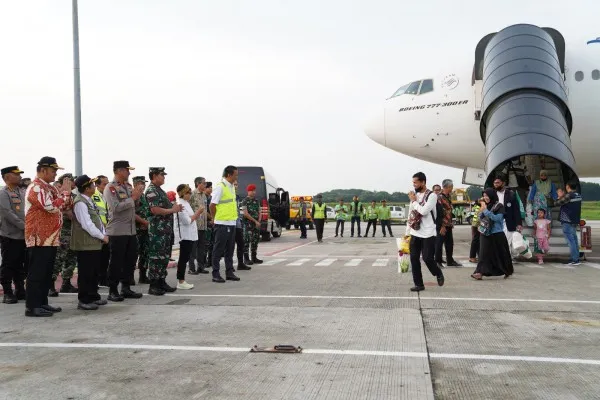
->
xmin=177 ymin=281 xmax=194 ymax=290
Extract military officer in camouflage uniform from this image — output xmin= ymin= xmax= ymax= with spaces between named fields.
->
xmin=51 ymin=173 xmax=78 ymax=295
xmin=241 ymin=184 xmax=262 ymax=265
xmin=133 ymin=176 xmax=150 ymax=283
xmin=145 ymin=167 xmax=182 ymax=296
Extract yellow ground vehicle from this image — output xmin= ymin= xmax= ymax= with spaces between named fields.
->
xmin=450 ymin=188 xmax=473 ymax=225
xmin=287 ymin=195 xmax=314 ymax=230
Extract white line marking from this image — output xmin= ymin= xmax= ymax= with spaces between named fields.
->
xmin=272 ymin=235 xmax=334 ymax=256
xmin=373 ymin=258 xmax=388 ymax=267
xmin=315 ymin=258 xmax=336 ymax=266
xmin=344 ymin=259 xmax=362 ymax=266
xmin=282 ymin=255 xmax=396 ymax=259
xmin=585 ymin=263 xmax=600 ymax=270
xmin=58 ymin=292 xmax=600 ymax=304
xmin=287 ymin=258 xmax=311 ymax=266
xmin=554 ymin=265 xmax=576 ymax=269
xmin=262 ymin=258 xmax=286 ymax=266
xmin=2 ymin=342 xmax=600 ymax=366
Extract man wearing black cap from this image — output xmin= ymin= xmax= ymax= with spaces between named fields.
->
xmin=52 ymin=173 xmax=78 ymax=295
xmin=0 ymin=166 xmax=27 ymax=304
xmin=104 ymin=161 xmax=144 ymax=301
xmin=145 ymin=167 xmax=182 ymax=295
xmin=24 ymin=157 xmax=72 ymax=317
xmin=72 ymin=175 xmax=109 ymax=310
xmin=133 ymin=176 xmax=150 ymax=283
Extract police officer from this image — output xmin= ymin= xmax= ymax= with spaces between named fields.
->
xmin=311 ymin=194 xmax=327 ymax=243
xmin=104 ymin=161 xmax=144 ymax=301
xmin=0 ymin=166 xmax=27 ymax=304
xmin=53 ymin=173 xmax=78 ymax=295
xmin=145 ymin=167 xmax=181 ymax=296
xmin=92 ymin=175 xmax=110 ymax=287
xmin=241 ymin=184 xmax=262 ymax=265
xmin=132 ymin=176 xmax=150 ymax=283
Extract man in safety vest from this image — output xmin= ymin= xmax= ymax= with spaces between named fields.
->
xmin=92 ymin=175 xmax=110 ymax=287
xmin=364 ymin=200 xmax=379 ymax=237
xmin=209 ymin=165 xmax=241 ymax=283
xmin=349 ymin=195 xmax=364 ymax=237
xmin=311 ymin=194 xmax=327 ymax=242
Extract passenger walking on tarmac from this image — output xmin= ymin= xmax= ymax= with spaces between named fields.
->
xmin=241 ymin=184 xmax=262 ymax=264
xmin=405 ymin=172 xmax=444 ymax=292
xmin=493 ymin=174 xmax=523 ymax=251
xmin=364 ymin=200 xmax=379 ymax=237
xmin=188 ymin=177 xmax=208 ymax=275
xmin=349 ymin=195 xmax=363 ymax=237
xmin=334 ymin=199 xmax=348 ymax=238
xmin=471 ymin=188 xmax=514 ymax=280
xmin=233 ymin=182 xmax=251 ymax=271
xmin=209 ymin=166 xmax=241 ymax=283
xmin=53 ymin=173 xmax=78 ymax=295
xmin=528 ymin=170 xmax=558 ymax=221
xmin=92 ymin=175 xmax=110 ymax=287
xmin=378 ymin=200 xmax=394 ymax=237
xmin=533 ymin=208 xmax=551 ymax=265
xmin=0 ymin=165 xmax=27 ymax=304
xmin=311 ymin=194 xmax=327 ymax=242
xmin=174 ymin=184 xmax=201 ymax=290
xmin=71 ymin=175 xmax=109 ymax=310
xmin=145 ymin=167 xmax=181 ymax=295
xmin=296 ymin=197 xmax=308 ymax=239
xmin=104 ymin=160 xmax=144 ymax=302
xmin=469 ymin=199 xmax=482 ymax=263
xmin=435 ymin=179 xmax=462 ymax=268
xmin=132 ymin=176 xmax=150 ymax=284
xmin=24 ymin=156 xmax=72 ymax=317
xmin=555 ymin=184 xmax=582 ymax=266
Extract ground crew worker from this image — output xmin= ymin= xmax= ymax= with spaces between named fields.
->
xmin=311 ymin=194 xmax=327 ymax=242
xmin=378 ymin=200 xmax=393 ymax=237
xmin=334 ymin=199 xmax=348 ymax=238
xmin=364 ymin=200 xmax=379 ymax=237
xmin=0 ymin=166 xmax=27 ymax=304
xmin=72 ymin=175 xmax=109 ymax=310
xmin=209 ymin=166 xmax=241 ymax=283
xmin=92 ymin=175 xmax=110 ymax=287
xmin=241 ymin=184 xmax=262 ymax=264
xmin=145 ymin=167 xmax=181 ymax=295
xmin=133 ymin=176 xmax=150 ymax=283
xmin=53 ymin=173 xmax=78 ymax=295
xmin=349 ymin=195 xmax=364 ymax=237
xmin=104 ymin=160 xmax=144 ymax=302
xmin=296 ymin=197 xmax=308 ymax=239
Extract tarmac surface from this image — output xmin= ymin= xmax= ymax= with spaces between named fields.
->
xmin=1 ymin=222 xmax=600 ymax=399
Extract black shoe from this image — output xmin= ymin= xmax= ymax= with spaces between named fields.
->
xmin=138 ymin=270 xmax=150 ymax=284
xmin=410 ymin=286 xmax=425 ymax=292
xmin=244 ymin=254 xmax=254 ymax=266
xmin=98 ymin=279 xmax=109 ymax=288
xmin=358 ymin=235 xmax=362 ymax=237
xmin=41 ymin=304 xmax=62 ymax=312
xmin=78 ymin=302 xmax=99 ymax=310
xmin=440 ymin=259 xmax=447 ymax=264
xmin=446 ymin=261 xmax=462 ymax=267
xmin=237 ymin=264 xmax=252 ymax=271
xmin=60 ymin=280 xmax=78 ymax=293
xmin=437 ymin=274 xmax=445 ymax=287
xmin=226 ymin=274 xmax=240 ymax=281
xmin=48 ymin=287 xmax=59 ymax=297
xmin=108 ymin=291 xmax=124 ymax=302
xmin=2 ymin=293 xmax=18 ymax=304
xmin=251 ymin=256 xmax=263 ymax=264
xmin=198 ymin=268 xmax=210 ymax=274
xmin=188 ymin=269 xmax=200 ymax=275
xmin=94 ymin=299 xmax=108 ymax=306
xmin=160 ymin=279 xmax=177 ymax=293
xmin=148 ymin=281 xmax=166 ymax=296
xmin=14 ymin=283 xmax=26 ymax=300
xmin=25 ymin=307 xmax=53 ymax=317
xmin=350 ymin=235 xmax=354 ymax=238
xmin=128 ymin=278 xmax=136 ymax=286
xmin=121 ymin=287 xmax=143 ymax=299
xmin=212 ymin=276 xmax=226 ymax=283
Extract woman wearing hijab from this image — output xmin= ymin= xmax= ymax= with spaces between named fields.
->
xmin=471 ymin=188 xmax=514 ymax=280
xmin=528 ymin=170 xmax=558 ymax=221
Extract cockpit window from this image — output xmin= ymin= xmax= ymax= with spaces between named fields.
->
xmin=405 ymin=81 xmax=421 ymax=95
xmin=419 ymin=79 xmax=434 ymax=94
xmin=391 ymin=84 xmax=410 ymax=98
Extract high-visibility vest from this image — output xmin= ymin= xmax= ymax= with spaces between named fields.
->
xmin=314 ymin=203 xmax=326 ymax=219
xmin=92 ymin=189 xmax=108 ymax=225
xmin=214 ymin=182 xmax=238 ymax=221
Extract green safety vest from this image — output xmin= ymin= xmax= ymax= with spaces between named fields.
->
xmin=92 ymin=189 xmax=108 ymax=225
xmin=350 ymin=201 xmax=363 ymax=216
xmin=314 ymin=203 xmax=326 ymax=219
xmin=366 ymin=206 xmax=378 ymax=220
xmin=71 ymin=195 xmax=103 ymax=251
xmin=214 ymin=182 xmax=238 ymax=221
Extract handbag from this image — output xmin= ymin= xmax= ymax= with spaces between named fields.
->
xmin=408 ymin=190 xmax=434 ymax=231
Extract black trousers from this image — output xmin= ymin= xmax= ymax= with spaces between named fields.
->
xmin=25 ymin=246 xmax=57 ymax=309
xmin=177 ymin=240 xmax=194 ymax=280
xmin=470 ymin=227 xmax=481 ymax=259
xmin=298 ymin=218 xmax=307 ymax=238
xmin=365 ymin=219 xmax=377 ymax=236
xmin=314 ymin=219 xmax=325 ymax=241
xmin=350 ymin=216 xmax=361 ymax=236
xmin=212 ymin=225 xmax=236 ymax=277
xmin=435 ymin=227 xmax=454 ymax=262
xmin=410 ymin=236 xmax=443 ymax=287
xmin=0 ymin=236 xmax=27 ymax=286
xmin=108 ymin=235 xmax=138 ymax=289
xmin=380 ymin=220 xmax=393 ymax=236
xmin=235 ymin=227 xmax=244 ymax=261
xmin=188 ymin=230 xmax=206 ymax=270
xmin=335 ymin=220 xmax=345 ymax=236
xmin=97 ymin=243 xmax=110 ymax=284
xmin=77 ymin=250 xmax=101 ymax=304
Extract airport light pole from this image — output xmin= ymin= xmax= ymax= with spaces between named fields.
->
xmin=72 ymin=0 xmax=83 ymax=176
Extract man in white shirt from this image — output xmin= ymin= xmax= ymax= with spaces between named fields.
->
xmin=405 ymin=172 xmax=445 ymax=292
xmin=72 ymin=175 xmax=109 ymax=310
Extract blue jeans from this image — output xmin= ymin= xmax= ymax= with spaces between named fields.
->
xmin=561 ymin=223 xmax=579 ymax=262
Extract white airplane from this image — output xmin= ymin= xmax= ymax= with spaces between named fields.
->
xmin=364 ymin=25 xmax=600 ymax=186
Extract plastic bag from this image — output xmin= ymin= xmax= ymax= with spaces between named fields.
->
xmin=525 ymin=203 xmax=534 ymax=227
xmin=398 ymin=253 xmax=411 ymax=273
xmin=519 ymin=234 xmax=533 ymax=259
xmin=511 ymin=231 xmax=526 ymax=253
xmin=399 ymin=236 xmax=410 ymax=254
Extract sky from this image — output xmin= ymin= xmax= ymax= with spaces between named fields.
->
xmin=1 ymin=0 xmax=599 ymax=194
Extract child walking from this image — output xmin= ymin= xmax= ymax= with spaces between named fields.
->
xmin=533 ymin=208 xmax=551 ymax=264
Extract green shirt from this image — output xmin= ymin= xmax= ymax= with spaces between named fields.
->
xmin=334 ymin=204 xmax=348 ymax=221
xmin=378 ymin=206 xmax=391 ymax=220
xmin=366 ymin=206 xmax=379 ymax=220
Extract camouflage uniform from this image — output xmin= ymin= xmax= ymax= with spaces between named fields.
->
xmin=145 ymin=183 xmax=173 ymax=281
xmin=241 ymin=196 xmax=260 ymax=257
xmin=54 ymin=194 xmax=77 ymax=291
xmin=136 ymin=194 xmax=150 ymax=272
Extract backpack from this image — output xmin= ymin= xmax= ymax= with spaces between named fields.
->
xmin=408 ymin=190 xmax=435 ymax=231
xmin=478 ymin=203 xmax=502 ymax=235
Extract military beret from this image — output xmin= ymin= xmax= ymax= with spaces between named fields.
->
xmin=132 ymin=176 xmax=148 ymax=183
xmin=246 ymin=184 xmax=256 ymax=192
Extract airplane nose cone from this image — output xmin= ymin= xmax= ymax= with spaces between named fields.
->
xmin=363 ymin=108 xmax=385 ymax=146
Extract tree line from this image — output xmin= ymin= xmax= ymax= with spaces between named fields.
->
xmin=318 ymin=181 xmax=600 ymax=203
